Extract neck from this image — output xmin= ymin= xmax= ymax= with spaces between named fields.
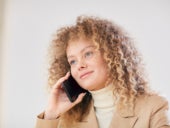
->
xmin=89 ymin=84 xmax=115 ymax=128
xmin=89 ymin=84 xmax=114 ymax=108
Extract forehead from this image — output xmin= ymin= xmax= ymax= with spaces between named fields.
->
xmin=66 ymin=39 xmax=94 ymax=55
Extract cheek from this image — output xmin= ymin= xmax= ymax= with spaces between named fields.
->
xmin=97 ymin=60 xmax=109 ymax=75
xmin=70 ymin=68 xmax=78 ymax=79
xmin=95 ymin=57 xmax=107 ymax=69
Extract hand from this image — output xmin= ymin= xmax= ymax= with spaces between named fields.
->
xmin=44 ymin=72 xmax=86 ymax=120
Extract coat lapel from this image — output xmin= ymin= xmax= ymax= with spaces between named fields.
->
xmin=77 ymin=102 xmax=138 ymax=128
xmin=77 ymin=102 xmax=98 ymax=128
xmin=109 ymin=106 xmax=138 ymax=128
xmin=109 ymin=112 xmax=138 ymax=128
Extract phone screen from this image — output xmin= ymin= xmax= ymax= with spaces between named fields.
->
xmin=62 ymin=75 xmax=87 ymax=102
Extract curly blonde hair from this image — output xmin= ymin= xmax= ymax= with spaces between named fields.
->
xmin=48 ymin=15 xmax=149 ymax=127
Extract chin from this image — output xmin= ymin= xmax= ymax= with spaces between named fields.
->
xmin=80 ymin=82 xmax=96 ymax=91
xmin=78 ymin=77 xmax=97 ymax=90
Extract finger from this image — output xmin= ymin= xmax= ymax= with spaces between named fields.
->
xmin=73 ymin=93 xmax=86 ymax=105
xmin=53 ymin=72 xmax=70 ymax=89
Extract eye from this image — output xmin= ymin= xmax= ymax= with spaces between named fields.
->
xmin=84 ymin=51 xmax=93 ymax=58
xmin=69 ymin=59 xmax=77 ymax=66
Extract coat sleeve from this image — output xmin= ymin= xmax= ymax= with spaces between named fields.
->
xmin=35 ymin=112 xmax=60 ymax=128
xmin=150 ymin=96 xmax=170 ymax=128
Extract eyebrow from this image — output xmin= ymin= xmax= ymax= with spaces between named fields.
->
xmin=67 ymin=45 xmax=95 ymax=59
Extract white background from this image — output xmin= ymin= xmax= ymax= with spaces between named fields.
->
xmin=0 ymin=0 xmax=170 ymax=128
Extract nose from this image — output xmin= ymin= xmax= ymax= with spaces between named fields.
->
xmin=78 ymin=59 xmax=87 ymax=71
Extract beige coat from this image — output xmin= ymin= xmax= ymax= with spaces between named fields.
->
xmin=35 ymin=94 xmax=170 ymax=128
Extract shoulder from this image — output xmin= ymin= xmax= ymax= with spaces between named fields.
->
xmin=133 ymin=94 xmax=170 ymax=127
xmin=137 ymin=93 xmax=168 ymax=106
xmin=135 ymin=93 xmax=169 ymax=114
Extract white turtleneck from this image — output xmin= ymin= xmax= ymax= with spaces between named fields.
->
xmin=89 ymin=84 xmax=115 ymax=128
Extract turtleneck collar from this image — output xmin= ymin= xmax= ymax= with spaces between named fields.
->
xmin=89 ymin=84 xmax=114 ymax=108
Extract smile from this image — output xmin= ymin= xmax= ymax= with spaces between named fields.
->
xmin=80 ymin=71 xmax=94 ymax=79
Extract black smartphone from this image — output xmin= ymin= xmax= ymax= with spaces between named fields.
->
xmin=62 ymin=75 xmax=87 ymax=102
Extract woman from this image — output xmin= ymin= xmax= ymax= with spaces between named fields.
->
xmin=35 ymin=16 xmax=170 ymax=128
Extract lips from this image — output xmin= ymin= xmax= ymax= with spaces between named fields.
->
xmin=80 ymin=71 xmax=94 ymax=79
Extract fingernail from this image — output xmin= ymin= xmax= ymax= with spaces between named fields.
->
xmin=83 ymin=92 xmax=86 ymax=96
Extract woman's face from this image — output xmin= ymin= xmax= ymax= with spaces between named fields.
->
xmin=66 ymin=39 xmax=109 ymax=91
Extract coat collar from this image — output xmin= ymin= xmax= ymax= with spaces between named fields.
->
xmin=78 ymin=101 xmax=138 ymax=128
xmin=118 ymin=105 xmax=135 ymax=117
